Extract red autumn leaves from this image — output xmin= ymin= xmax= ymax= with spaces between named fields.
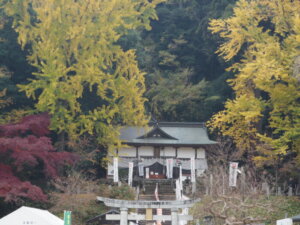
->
xmin=0 ymin=113 xmax=77 ymax=202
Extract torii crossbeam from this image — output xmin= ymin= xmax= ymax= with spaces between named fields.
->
xmin=97 ymin=197 xmax=200 ymax=225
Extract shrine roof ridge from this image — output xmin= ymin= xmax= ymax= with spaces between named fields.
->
xmin=149 ymin=121 xmax=206 ymax=128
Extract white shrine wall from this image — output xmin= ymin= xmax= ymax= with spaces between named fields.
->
xmin=196 ymin=148 xmax=205 ymax=158
xmin=107 ymin=145 xmax=208 ymax=177
xmin=138 ymin=146 xmax=154 ymax=156
xmin=110 ymin=146 xmax=206 ymax=159
xmin=177 ymin=147 xmax=195 ymax=158
xmin=160 ymin=147 xmax=176 ymax=157
xmin=118 ymin=147 xmax=136 ymax=157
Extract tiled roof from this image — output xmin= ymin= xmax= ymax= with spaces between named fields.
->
xmin=119 ymin=122 xmax=217 ymax=146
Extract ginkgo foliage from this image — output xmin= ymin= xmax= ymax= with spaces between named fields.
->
xmin=3 ymin=0 xmax=163 ymax=146
xmin=209 ymin=0 xmax=300 ymax=165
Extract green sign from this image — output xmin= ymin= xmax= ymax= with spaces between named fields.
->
xmin=64 ymin=211 xmax=72 ymax=225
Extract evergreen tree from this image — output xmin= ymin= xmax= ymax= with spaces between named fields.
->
xmin=0 ymin=9 xmax=33 ymax=112
xmin=128 ymin=0 xmax=237 ymax=121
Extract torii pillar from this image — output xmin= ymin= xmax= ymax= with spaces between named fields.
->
xmin=171 ymin=208 xmax=179 ymax=225
xmin=120 ymin=207 xmax=128 ymax=225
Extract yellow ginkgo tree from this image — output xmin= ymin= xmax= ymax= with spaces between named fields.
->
xmin=209 ymin=0 xmax=300 ymax=165
xmin=2 ymin=0 xmax=163 ymax=147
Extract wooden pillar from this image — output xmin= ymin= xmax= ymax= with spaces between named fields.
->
xmin=136 ymin=146 xmax=139 ymax=158
xmin=288 ymin=187 xmax=293 ymax=196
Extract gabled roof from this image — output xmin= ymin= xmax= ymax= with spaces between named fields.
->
xmin=119 ymin=122 xmax=217 ymax=146
xmin=137 ymin=125 xmax=178 ymax=140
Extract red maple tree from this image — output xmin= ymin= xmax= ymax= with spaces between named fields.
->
xmin=0 ymin=113 xmax=77 ymax=202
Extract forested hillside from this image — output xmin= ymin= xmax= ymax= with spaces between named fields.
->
xmin=132 ymin=0 xmax=237 ymax=122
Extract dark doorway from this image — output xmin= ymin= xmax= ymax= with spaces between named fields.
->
xmin=148 ymin=162 xmax=165 ymax=179
xmin=154 ymin=147 xmax=160 ymax=158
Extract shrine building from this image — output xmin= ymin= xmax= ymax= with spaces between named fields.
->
xmin=107 ymin=122 xmax=216 ymax=182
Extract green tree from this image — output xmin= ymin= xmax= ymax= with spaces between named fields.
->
xmin=0 ymin=8 xmax=34 ymax=112
xmin=125 ymin=0 xmax=236 ymax=121
xmin=146 ymin=69 xmax=213 ymax=121
xmin=209 ymin=0 xmax=300 ymax=165
xmin=0 ymin=68 xmax=12 ymax=113
xmin=3 ymin=0 xmax=163 ymax=147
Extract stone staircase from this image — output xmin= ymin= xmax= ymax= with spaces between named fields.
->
xmin=137 ymin=179 xmax=175 ymax=225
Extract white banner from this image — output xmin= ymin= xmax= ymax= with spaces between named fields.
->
xmin=179 ymin=165 xmax=183 ymax=191
xmin=138 ymin=162 xmax=144 ymax=176
xmin=107 ymin=163 xmax=114 ymax=175
xmin=166 ymin=158 xmax=174 ymax=178
xmin=155 ymin=183 xmax=159 ymax=201
xmin=176 ymin=179 xmax=181 ymax=200
xmin=229 ymin=162 xmax=238 ymax=187
xmin=190 ymin=158 xmax=195 ymax=183
xmin=145 ymin=167 xmax=149 ymax=179
xmin=128 ymin=162 xmax=133 ymax=186
xmin=113 ymin=157 xmax=119 ymax=183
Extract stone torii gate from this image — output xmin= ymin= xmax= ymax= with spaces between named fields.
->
xmin=97 ymin=197 xmax=200 ymax=225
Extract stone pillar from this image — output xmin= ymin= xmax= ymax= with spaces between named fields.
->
xmin=192 ymin=182 xmax=196 ymax=194
xmin=120 ymin=207 xmax=128 ymax=225
xmin=209 ymin=174 xmax=213 ymax=196
xmin=288 ymin=187 xmax=293 ymax=196
xmin=277 ymin=187 xmax=282 ymax=196
xmin=171 ymin=208 xmax=179 ymax=225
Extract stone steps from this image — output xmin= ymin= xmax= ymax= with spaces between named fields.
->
xmin=137 ymin=208 xmax=171 ymax=215
xmin=138 ymin=194 xmax=176 ymax=201
xmin=138 ymin=221 xmax=171 ymax=225
xmin=142 ymin=179 xmax=175 ymax=195
xmin=136 ymin=179 xmax=176 ymax=225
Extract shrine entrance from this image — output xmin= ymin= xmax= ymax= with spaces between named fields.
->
xmin=147 ymin=162 xmax=165 ymax=179
xmin=97 ymin=197 xmax=200 ymax=225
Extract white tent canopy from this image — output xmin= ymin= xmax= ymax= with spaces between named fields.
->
xmin=0 ymin=206 xmax=63 ymax=225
